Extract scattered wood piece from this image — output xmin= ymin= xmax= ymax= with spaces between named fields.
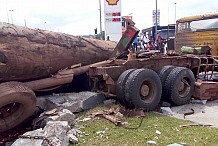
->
xmin=44 ymin=108 xmax=58 ymax=116
xmin=90 ymin=107 xmax=145 ymax=127
xmin=102 ymin=114 xmax=122 ymax=126
xmin=90 ymin=109 xmax=122 ymax=126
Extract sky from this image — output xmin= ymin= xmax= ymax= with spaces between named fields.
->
xmin=0 ymin=0 xmax=217 ymax=36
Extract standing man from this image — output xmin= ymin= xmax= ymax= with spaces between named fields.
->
xmin=132 ymin=35 xmax=138 ymax=52
xmin=141 ymin=33 xmax=149 ymax=51
xmin=155 ymin=33 xmax=163 ymax=52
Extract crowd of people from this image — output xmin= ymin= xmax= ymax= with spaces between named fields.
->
xmin=131 ymin=32 xmax=165 ymax=53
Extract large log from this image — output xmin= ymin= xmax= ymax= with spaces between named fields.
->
xmin=0 ymin=22 xmax=116 ymax=82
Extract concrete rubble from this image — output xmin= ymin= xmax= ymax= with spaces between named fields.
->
xmin=12 ymin=108 xmax=81 ymax=146
xmin=11 ymin=91 xmax=107 ymax=146
xmin=32 ymin=108 xmax=75 ymax=129
xmin=160 ymin=107 xmax=173 ymax=116
xmin=12 ymin=121 xmax=81 ymax=146
xmin=36 ymin=91 xmax=106 ymax=112
xmin=12 ymin=129 xmax=45 ymax=146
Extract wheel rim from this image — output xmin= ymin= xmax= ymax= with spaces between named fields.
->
xmin=141 ymin=84 xmax=149 ymax=96
xmin=178 ymin=81 xmax=185 ymax=91
xmin=140 ymin=80 xmax=156 ymax=103
xmin=177 ymin=78 xmax=191 ymax=97
xmin=0 ymin=102 xmax=21 ymax=118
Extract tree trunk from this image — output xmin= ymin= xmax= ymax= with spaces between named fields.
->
xmin=0 ymin=22 xmax=116 ymax=82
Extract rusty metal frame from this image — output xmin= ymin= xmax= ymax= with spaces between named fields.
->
xmin=89 ymin=54 xmax=218 ymax=97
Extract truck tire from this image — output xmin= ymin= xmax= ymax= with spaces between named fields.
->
xmin=0 ymin=82 xmax=36 ymax=133
xmin=158 ymin=65 xmax=175 ymax=100
xmin=164 ymin=67 xmax=195 ymax=105
xmin=158 ymin=65 xmax=175 ymax=85
xmin=125 ymin=69 xmax=162 ymax=111
xmin=124 ymin=69 xmax=144 ymax=109
xmin=116 ymin=69 xmax=135 ymax=108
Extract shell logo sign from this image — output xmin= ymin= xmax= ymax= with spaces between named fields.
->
xmin=106 ymin=0 xmax=119 ymax=5
xmin=104 ymin=0 xmax=122 ymax=41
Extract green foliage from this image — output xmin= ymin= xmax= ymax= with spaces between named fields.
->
xmin=72 ymin=105 xmax=218 ymax=146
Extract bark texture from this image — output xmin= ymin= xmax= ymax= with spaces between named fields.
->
xmin=0 ymin=22 xmax=116 ymax=82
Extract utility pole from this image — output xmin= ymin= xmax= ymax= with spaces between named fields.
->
xmin=44 ymin=22 xmax=46 ymax=29
xmin=24 ymin=18 xmax=27 ymax=27
xmin=9 ymin=10 xmax=13 ymax=24
xmin=6 ymin=10 xmax=9 ymax=23
xmin=174 ymin=2 xmax=177 ymax=23
xmin=99 ymin=0 xmax=103 ymax=40
xmin=155 ymin=0 xmax=158 ymax=39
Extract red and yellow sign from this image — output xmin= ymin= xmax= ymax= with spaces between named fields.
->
xmin=106 ymin=0 xmax=119 ymax=5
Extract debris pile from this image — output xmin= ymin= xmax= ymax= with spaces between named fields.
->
xmin=12 ymin=109 xmax=80 ymax=146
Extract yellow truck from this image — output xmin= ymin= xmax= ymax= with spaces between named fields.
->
xmin=175 ymin=13 xmax=218 ymax=56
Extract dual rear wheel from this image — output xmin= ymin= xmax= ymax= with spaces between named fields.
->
xmin=161 ymin=67 xmax=195 ymax=105
xmin=116 ymin=69 xmax=162 ymax=111
xmin=116 ymin=66 xmax=195 ymax=110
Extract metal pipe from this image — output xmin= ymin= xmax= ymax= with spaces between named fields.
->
xmin=25 ymin=76 xmax=73 ymax=91
xmin=25 ymin=60 xmax=111 ymax=91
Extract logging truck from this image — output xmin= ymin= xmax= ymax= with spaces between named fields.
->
xmin=1 ymin=13 xmax=218 ymax=133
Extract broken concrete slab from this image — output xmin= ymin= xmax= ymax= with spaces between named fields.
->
xmin=43 ymin=121 xmax=70 ymax=146
xmin=160 ymin=107 xmax=173 ymax=116
xmin=37 ymin=91 xmax=106 ymax=113
xmin=36 ymin=97 xmax=56 ymax=111
xmin=12 ymin=129 xmax=45 ymax=146
xmin=191 ymin=99 xmax=207 ymax=105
